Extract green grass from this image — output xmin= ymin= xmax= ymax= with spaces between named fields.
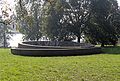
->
xmin=0 ymin=47 xmax=120 ymax=81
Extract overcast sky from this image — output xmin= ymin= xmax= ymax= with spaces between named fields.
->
xmin=117 ymin=0 xmax=120 ymax=6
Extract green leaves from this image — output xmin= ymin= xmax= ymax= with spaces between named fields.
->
xmin=87 ymin=0 xmax=120 ymax=46
xmin=15 ymin=0 xmax=120 ymax=45
xmin=16 ymin=0 xmax=43 ymax=41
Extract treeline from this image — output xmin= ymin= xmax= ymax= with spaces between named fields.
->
xmin=15 ymin=0 xmax=120 ymax=47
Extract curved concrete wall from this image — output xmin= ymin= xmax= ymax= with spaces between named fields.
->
xmin=11 ymin=47 xmax=102 ymax=56
xmin=22 ymin=41 xmax=95 ymax=47
xmin=18 ymin=43 xmax=86 ymax=49
xmin=11 ymin=41 xmax=102 ymax=56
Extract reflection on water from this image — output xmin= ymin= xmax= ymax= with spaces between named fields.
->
xmin=8 ymin=33 xmax=23 ymax=47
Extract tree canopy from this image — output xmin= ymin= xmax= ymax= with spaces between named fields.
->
xmin=85 ymin=0 xmax=120 ymax=46
xmin=15 ymin=0 xmax=43 ymax=41
xmin=15 ymin=0 xmax=120 ymax=46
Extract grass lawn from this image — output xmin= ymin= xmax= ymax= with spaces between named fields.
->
xmin=0 ymin=47 xmax=120 ymax=81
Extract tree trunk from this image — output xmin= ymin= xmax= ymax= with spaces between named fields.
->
xmin=101 ymin=43 xmax=104 ymax=47
xmin=77 ymin=36 xmax=80 ymax=43
xmin=3 ymin=32 xmax=6 ymax=48
xmin=3 ymin=24 xmax=6 ymax=48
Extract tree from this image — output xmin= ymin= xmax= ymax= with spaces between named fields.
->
xmin=84 ymin=0 xmax=120 ymax=46
xmin=42 ymin=0 xmax=75 ymax=41
xmin=0 ymin=0 xmax=13 ymax=47
xmin=42 ymin=0 xmax=91 ymax=42
xmin=0 ymin=17 xmax=11 ymax=47
xmin=110 ymin=6 xmax=120 ymax=36
xmin=15 ymin=0 xmax=43 ymax=41
xmin=15 ymin=0 xmax=120 ymax=46
xmin=62 ymin=0 xmax=91 ymax=42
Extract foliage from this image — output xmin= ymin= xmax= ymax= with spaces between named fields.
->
xmin=15 ymin=0 xmax=120 ymax=46
xmin=84 ymin=0 xmax=120 ymax=46
xmin=63 ymin=0 xmax=91 ymax=42
xmin=15 ymin=0 xmax=43 ymax=41
xmin=42 ymin=0 xmax=120 ymax=45
xmin=0 ymin=0 xmax=13 ymax=47
xmin=0 ymin=17 xmax=11 ymax=47
xmin=42 ymin=0 xmax=91 ymax=42
xmin=42 ymin=0 xmax=74 ymax=41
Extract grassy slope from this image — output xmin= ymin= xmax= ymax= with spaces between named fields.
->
xmin=0 ymin=47 xmax=120 ymax=81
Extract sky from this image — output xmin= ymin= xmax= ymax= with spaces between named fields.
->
xmin=118 ymin=0 xmax=120 ymax=6
xmin=0 ymin=0 xmax=15 ymax=18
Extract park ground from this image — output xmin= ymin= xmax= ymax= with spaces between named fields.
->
xmin=0 ymin=47 xmax=120 ymax=81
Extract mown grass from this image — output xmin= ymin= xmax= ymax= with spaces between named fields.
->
xmin=0 ymin=47 xmax=120 ymax=81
